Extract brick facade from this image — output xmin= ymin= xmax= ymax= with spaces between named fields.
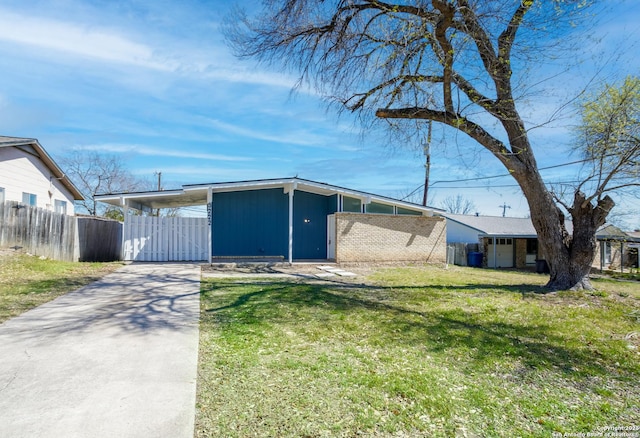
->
xmin=515 ymin=238 xmax=527 ymax=269
xmin=333 ymin=213 xmax=447 ymax=263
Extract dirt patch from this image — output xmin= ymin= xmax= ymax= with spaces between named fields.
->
xmin=201 ymin=262 xmax=371 ymax=283
xmin=0 ymin=247 xmax=22 ymax=259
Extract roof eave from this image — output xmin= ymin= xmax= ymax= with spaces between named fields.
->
xmin=1 ymin=137 xmax=85 ymax=200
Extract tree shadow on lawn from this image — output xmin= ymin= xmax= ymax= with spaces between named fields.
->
xmin=1 ymin=269 xmax=202 ymax=342
xmin=203 ymin=280 xmax=631 ymax=379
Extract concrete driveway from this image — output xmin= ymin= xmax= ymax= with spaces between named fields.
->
xmin=0 ymin=263 xmax=201 ymax=438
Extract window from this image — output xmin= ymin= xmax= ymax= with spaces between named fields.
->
xmin=365 ymin=202 xmax=394 ymax=214
xmin=602 ymin=242 xmax=611 ymax=264
xmin=0 ymin=187 xmax=4 ymax=204
xmin=397 ymin=207 xmax=422 ymax=216
xmin=526 ymin=239 xmax=538 ymax=255
xmin=22 ymin=192 xmax=37 ymax=206
xmin=342 ymin=196 xmax=362 ymax=213
xmin=492 ymin=238 xmax=513 ymax=245
xmin=54 ymin=200 xmax=67 ymax=215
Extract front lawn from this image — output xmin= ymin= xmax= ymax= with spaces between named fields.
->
xmin=195 ymin=266 xmax=639 ymax=437
xmin=0 ymin=252 xmax=123 ymax=323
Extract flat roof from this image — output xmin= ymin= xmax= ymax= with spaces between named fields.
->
xmin=95 ymin=177 xmax=445 ymax=213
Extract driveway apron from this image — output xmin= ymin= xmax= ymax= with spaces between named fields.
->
xmin=0 ymin=263 xmax=201 ymax=438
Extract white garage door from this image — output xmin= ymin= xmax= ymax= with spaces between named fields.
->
xmin=487 ymin=238 xmax=514 ymax=268
xmin=123 ymin=216 xmax=208 ymax=261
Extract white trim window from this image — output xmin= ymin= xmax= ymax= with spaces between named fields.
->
xmin=22 ymin=192 xmax=37 ymax=206
xmin=54 ymin=200 xmax=67 ymax=215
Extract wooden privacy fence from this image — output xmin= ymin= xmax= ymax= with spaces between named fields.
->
xmin=0 ymin=202 xmax=122 ymax=262
xmin=77 ymin=216 xmax=122 ymax=262
xmin=447 ymin=242 xmax=480 ymax=267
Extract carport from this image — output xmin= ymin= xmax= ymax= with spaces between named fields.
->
xmin=96 ymin=177 xmax=443 ymax=263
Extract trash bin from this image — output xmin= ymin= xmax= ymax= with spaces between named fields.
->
xmin=467 ymin=252 xmax=483 ymax=268
xmin=535 ymin=259 xmax=549 ymax=274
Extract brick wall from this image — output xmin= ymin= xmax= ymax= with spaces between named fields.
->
xmin=515 ymin=238 xmax=527 ymax=269
xmin=333 ymin=213 xmax=447 ymax=263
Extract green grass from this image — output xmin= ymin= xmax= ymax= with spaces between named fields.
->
xmin=195 ymin=266 xmax=640 ymax=437
xmin=0 ymin=252 xmax=123 ymax=323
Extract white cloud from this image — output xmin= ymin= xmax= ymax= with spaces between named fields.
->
xmin=0 ymin=7 xmax=303 ymax=91
xmin=0 ymin=9 xmax=178 ymax=71
xmin=207 ymin=118 xmax=327 ymax=147
xmin=77 ymin=143 xmax=252 ymax=161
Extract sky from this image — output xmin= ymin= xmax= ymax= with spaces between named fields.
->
xmin=0 ymin=0 xmax=638 ymax=227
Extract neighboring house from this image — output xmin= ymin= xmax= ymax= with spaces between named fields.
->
xmin=96 ymin=177 xmax=447 ymax=264
xmin=445 ymin=213 xmax=638 ymax=270
xmin=596 ymin=225 xmax=640 ymax=271
xmin=0 ymin=136 xmax=83 ymax=214
xmin=445 ymin=214 xmax=544 ymax=269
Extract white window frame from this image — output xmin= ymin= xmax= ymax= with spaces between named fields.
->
xmin=22 ymin=192 xmax=37 ymax=206
xmin=54 ymin=199 xmax=67 ymax=215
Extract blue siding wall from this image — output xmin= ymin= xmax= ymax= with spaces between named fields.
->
xmin=212 ymin=189 xmax=288 ymax=257
xmin=293 ymin=192 xmax=337 ymax=259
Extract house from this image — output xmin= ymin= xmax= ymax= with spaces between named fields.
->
xmin=0 ymin=136 xmax=83 ymax=214
xmin=95 ymin=177 xmax=447 ymax=264
xmin=596 ymin=225 xmax=640 ymax=271
xmin=445 ymin=214 xmax=543 ymax=269
xmin=445 ymin=213 xmax=640 ymax=271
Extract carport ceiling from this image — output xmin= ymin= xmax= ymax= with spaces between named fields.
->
xmin=96 ymin=188 xmax=209 ymax=210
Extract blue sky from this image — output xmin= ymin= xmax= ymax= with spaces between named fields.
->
xmin=0 ymin=0 xmax=638 ymax=227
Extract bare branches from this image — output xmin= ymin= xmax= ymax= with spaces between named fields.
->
xmin=226 ymin=0 xmax=633 ymax=289
xmin=375 ymin=106 xmax=513 ymax=164
xmin=59 ymin=151 xmax=149 ymax=216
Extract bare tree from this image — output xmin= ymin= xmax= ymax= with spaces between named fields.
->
xmin=441 ymin=195 xmax=476 ymax=215
xmin=226 ymin=0 xmax=638 ymax=290
xmin=59 ymin=151 xmax=149 ymax=216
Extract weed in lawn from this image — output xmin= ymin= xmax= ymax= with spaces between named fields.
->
xmin=195 ymin=266 xmax=640 ymax=437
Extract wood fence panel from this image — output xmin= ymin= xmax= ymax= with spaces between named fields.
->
xmin=0 ymin=202 xmax=122 ymax=262
xmin=77 ymin=217 xmax=123 ymax=262
xmin=0 ymin=201 xmax=76 ymax=261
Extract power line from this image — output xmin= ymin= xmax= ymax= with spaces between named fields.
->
xmin=402 ymin=156 xmax=633 ymax=201
xmin=429 ymin=157 xmax=593 ymax=186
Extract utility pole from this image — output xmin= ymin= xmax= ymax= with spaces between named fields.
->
xmin=422 ymin=121 xmax=432 ymax=206
xmin=154 ymin=171 xmax=162 ymax=216
xmin=499 ymin=202 xmax=511 ymax=217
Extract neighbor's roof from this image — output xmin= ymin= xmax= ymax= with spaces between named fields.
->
xmin=0 ymin=136 xmax=84 ymax=200
xmin=95 ymin=177 xmax=445 ymax=214
xmin=444 ymin=213 xmax=543 ymax=237
xmin=445 ymin=213 xmax=639 ymax=241
xmin=597 ymin=225 xmax=640 ymax=242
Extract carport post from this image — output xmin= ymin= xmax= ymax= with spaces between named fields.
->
xmin=120 ymin=196 xmax=128 ymax=262
xmin=287 ymin=182 xmax=297 ymax=265
xmin=493 ymin=237 xmax=497 ymax=269
xmin=207 ymin=187 xmax=213 ymax=263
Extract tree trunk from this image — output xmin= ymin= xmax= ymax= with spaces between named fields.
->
xmin=520 ymin=181 xmax=614 ymax=291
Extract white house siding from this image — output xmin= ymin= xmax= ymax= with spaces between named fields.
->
xmin=0 ymin=147 xmax=75 ymax=215
xmin=446 ymin=220 xmax=481 ymax=243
